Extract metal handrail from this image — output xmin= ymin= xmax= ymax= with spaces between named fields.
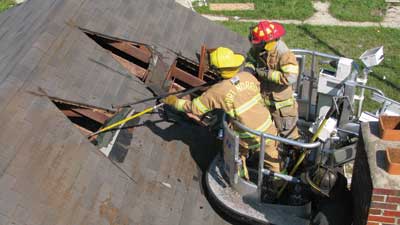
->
xmin=354 ymin=83 xmax=385 ymax=97
xmin=347 ymin=81 xmax=388 ymax=115
xmin=227 ymin=116 xmax=321 ymax=201
xmin=232 ymin=119 xmax=321 ymax=149
xmin=291 ymin=49 xmax=341 ymax=60
xmin=291 ymin=49 xmax=364 ymax=120
xmin=263 ymin=169 xmax=301 ymax=183
xmin=291 ymin=49 xmax=347 ymax=121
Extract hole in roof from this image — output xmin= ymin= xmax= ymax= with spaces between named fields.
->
xmin=176 ymin=57 xmax=218 ymax=84
xmin=166 ymin=56 xmax=219 ymax=94
xmin=49 ymin=97 xmax=137 ymax=162
xmin=79 ymin=28 xmax=219 ymax=100
xmin=80 ymin=28 xmax=152 ymax=82
xmin=50 ymin=98 xmax=116 ymax=135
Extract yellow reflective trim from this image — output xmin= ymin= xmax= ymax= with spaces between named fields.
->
xmin=270 ymin=71 xmax=281 ymax=84
xmin=245 ymin=62 xmax=255 ymax=70
xmin=264 ymin=98 xmax=272 ymax=107
xmin=274 ymin=98 xmax=294 ymax=110
xmin=226 ymin=109 xmax=235 ymax=118
xmin=193 ymin=98 xmax=210 ymax=114
xmin=238 ymin=131 xmax=253 ymax=139
xmin=237 ymin=116 xmax=272 ymax=139
xmin=265 ymin=98 xmax=295 ymax=109
xmin=273 ymin=71 xmax=280 ymax=83
xmin=247 ymin=138 xmax=272 ymax=150
xmin=281 ymin=64 xmax=299 ymax=74
xmin=255 ymin=115 xmax=273 ymax=132
xmin=259 ymin=30 xmax=265 ymax=37
xmin=175 ymin=99 xmax=187 ymax=112
xmin=235 ymin=94 xmax=262 ymax=116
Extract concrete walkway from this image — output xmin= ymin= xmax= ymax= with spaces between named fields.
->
xmin=176 ymin=1 xmax=400 ymax=28
xmin=175 ymin=0 xmax=194 ymax=10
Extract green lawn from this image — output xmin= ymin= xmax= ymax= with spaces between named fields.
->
xmin=0 ymin=0 xmax=15 ymax=13
xmin=329 ymin=0 xmax=387 ymax=22
xmin=195 ymin=0 xmax=388 ymax=22
xmin=194 ymin=0 xmax=315 ymax=20
xmin=222 ymin=21 xmax=400 ymax=112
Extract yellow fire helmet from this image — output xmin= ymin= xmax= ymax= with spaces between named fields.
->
xmin=210 ymin=47 xmax=244 ymax=79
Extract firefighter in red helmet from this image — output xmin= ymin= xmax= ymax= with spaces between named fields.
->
xmin=244 ymin=20 xmax=299 ymax=140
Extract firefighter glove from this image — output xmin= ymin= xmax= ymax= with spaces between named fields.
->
xmin=256 ymin=67 xmax=269 ymax=78
xmin=162 ymin=95 xmax=178 ymax=106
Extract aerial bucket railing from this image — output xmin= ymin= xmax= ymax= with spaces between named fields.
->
xmin=219 ymin=48 xmax=395 ymax=203
xmin=205 ymin=47 xmax=396 ymax=224
xmin=290 ymin=49 xmax=360 ymax=122
xmin=291 ymin=48 xmax=397 ymax=122
xmin=221 ymin=114 xmax=321 ymax=202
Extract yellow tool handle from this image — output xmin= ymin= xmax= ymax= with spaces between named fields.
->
xmin=310 ymin=119 xmax=328 ymax=143
xmin=277 ymin=118 xmax=329 ymax=198
xmin=88 ymin=103 xmax=164 ymax=137
xmin=241 ymin=155 xmax=250 ymax=181
xmin=277 ymin=151 xmax=307 ymax=197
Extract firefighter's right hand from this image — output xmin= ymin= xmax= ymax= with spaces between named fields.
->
xmin=162 ymin=95 xmax=178 ymax=106
xmin=256 ymin=67 xmax=269 ymax=78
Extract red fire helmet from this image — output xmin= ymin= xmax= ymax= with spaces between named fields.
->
xmin=250 ymin=20 xmax=286 ymax=44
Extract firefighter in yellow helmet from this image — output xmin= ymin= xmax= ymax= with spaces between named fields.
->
xmin=163 ymin=47 xmax=280 ymax=174
xmin=244 ymin=20 xmax=300 ymax=140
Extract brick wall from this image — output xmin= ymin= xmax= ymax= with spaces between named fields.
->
xmin=352 ymin=125 xmax=400 ymax=225
xmin=367 ymin=189 xmax=400 ymax=225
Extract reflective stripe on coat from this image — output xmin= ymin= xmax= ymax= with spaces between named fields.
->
xmin=176 ymin=71 xmax=275 ymax=150
xmin=245 ymin=40 xmax=299 ymax=103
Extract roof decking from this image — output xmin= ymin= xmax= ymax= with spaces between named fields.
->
xmin=0 ymin=0 xmax=250 ymax=224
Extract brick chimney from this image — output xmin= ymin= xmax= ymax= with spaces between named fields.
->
xmin=352 ymin=122 xmax=400 ymax=225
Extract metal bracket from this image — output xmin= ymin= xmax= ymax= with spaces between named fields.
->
xmin=333 ymin=96 xmax=354 ymax=116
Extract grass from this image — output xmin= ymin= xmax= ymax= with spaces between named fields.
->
xmin=194 ymin=0 xmax=315 ymax=20
xmin=221 ymin=21 xmax=400 ymax=112
xmin=195 ymin=0 xmax=388 ymax=22
xmin=329 ymin=0 xmax=387 ymax=22
xmin=0 ymin=0 xmax=15 ymax=13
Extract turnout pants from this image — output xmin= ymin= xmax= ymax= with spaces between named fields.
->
xmin=239 ymin=125 xmax=281 ymax=172
xmin=269 ymin=101 xmax=299 ymax=140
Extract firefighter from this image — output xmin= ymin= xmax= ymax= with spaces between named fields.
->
xmin=244 ymin=20 xmax=300 ymax=140
xmin=162 ymin=47 xmax=280 ymax=174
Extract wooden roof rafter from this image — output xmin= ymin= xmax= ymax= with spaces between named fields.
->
xmin=79 ymin=27 xmax=153 ymax=81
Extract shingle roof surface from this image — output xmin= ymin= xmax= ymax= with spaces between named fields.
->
xmin=0 ymin=0 xmax=250 ymax=224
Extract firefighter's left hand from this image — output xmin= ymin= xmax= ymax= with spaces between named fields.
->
xmin=162 ymin=95 xmax=178 ymax=106
xmin=255 ymin=67 xmax=269 ymax=78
